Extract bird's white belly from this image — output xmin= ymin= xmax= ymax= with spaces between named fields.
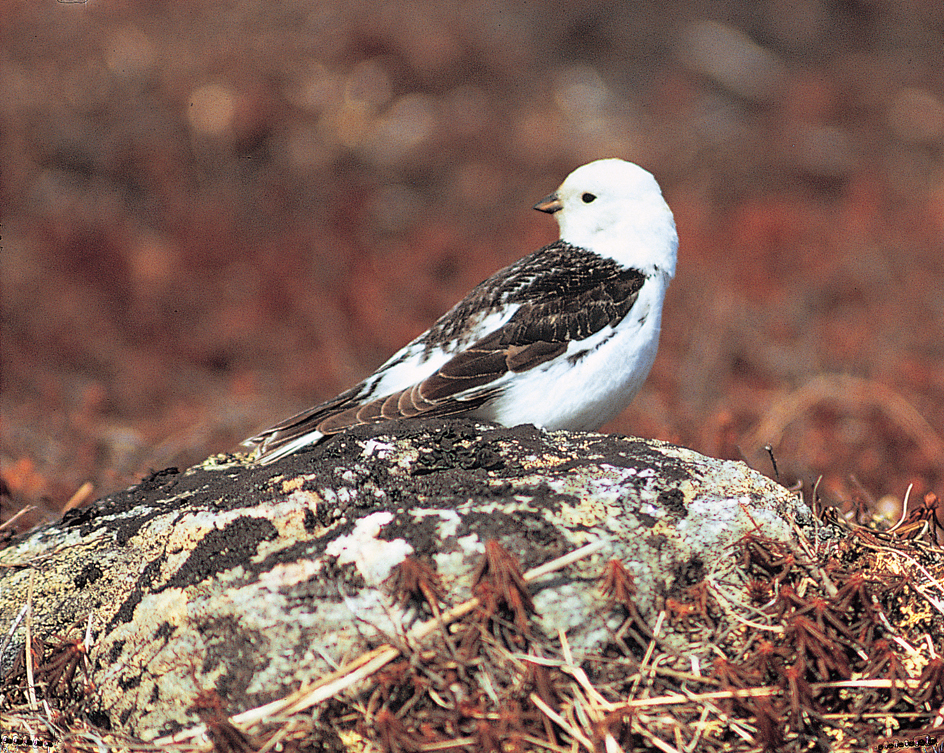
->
xmin=478 ymin=282 xmax=666 ymax=432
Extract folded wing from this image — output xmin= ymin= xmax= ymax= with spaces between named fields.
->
xmin=247 ymin=244 xmax=645 ymax=462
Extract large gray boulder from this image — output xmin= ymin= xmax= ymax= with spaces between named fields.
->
xmin=0 ymin=419 xmax=821 ymax=744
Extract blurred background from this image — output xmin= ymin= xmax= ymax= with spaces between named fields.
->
xmin=2 ymin=0 xmax=942 ymax=532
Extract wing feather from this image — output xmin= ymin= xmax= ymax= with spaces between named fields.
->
xmin=245 ymin=242 xmax=647 ymax=462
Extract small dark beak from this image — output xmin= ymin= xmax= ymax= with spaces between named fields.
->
xmin=533 ymin=192 xmax=563 ymax=214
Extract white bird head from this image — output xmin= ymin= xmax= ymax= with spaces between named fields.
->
xmin=534 ymin=158 xmax=677 ymax=278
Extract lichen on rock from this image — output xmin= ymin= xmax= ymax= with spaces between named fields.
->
xmin=0 ymin=418 xmax=819 ymax=741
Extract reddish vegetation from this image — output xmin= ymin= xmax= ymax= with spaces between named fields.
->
xmin=2 ymin=1 xmax=942 ymax=532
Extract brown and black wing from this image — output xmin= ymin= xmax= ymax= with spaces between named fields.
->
xmin=247 ymin=244 xmax=646 ymax=462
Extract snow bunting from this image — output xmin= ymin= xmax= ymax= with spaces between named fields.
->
xmin=245 ymin=158 xmax=677 ymax=463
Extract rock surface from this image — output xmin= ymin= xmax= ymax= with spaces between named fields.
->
xmin=0 ymin=418 xmax=818 ymax=740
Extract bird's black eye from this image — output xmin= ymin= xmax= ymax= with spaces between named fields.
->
xmin=582 ymin=193 xmax=597 ymax=203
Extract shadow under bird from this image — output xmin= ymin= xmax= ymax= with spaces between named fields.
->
xmin=244 ymin=158 xmax=678 ymax=464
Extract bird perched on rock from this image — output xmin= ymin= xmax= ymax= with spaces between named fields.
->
xmin=245 ymin=158 xmax=677 ymax=463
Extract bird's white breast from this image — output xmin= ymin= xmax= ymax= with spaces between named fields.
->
xmin=476 ymin=271 xmax=669 ymax=431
